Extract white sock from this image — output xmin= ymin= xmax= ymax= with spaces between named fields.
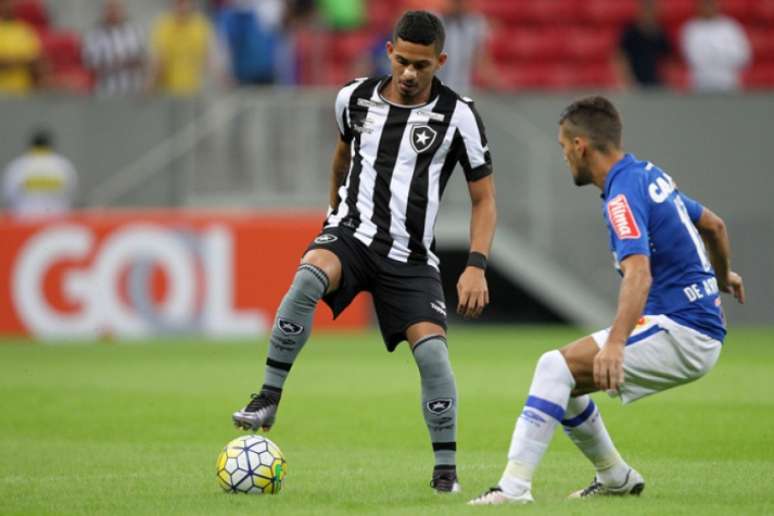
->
xmin=499 ymin=350 xmax=575 ymax=496
xmin=562 ymin=395 xmax=631 ymax=486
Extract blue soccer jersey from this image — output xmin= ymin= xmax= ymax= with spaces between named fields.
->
xmin=601 ymin=153 xmax=726 ymax=342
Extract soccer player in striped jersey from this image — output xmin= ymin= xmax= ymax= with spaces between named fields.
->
xmin=233 ymin=10 xmax=497 ymax=492
xmin=469 ymin=96 xmax=744 ymax=505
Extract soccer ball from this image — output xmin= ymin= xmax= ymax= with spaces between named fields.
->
xmin=216 ymin=435 xmax=287 ymax=494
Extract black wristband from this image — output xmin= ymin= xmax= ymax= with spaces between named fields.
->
xmin=467 ymin=251 xmax=488 ymax=270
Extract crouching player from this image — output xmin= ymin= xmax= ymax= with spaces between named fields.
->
xmin=469 ymin=96 xmax=745 ymax=505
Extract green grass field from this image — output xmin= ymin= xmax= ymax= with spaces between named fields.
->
xmin=2 ymin=326 xmax=773 ymax=515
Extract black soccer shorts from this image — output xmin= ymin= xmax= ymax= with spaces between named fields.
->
xmin=306 ymin=227 xmax=448 ymax=351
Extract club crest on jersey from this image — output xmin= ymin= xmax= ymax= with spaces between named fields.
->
xmin=277 ymin=318 xmax=304 ymax=335
xmin=426 ymin=398 xmax=453 ymax=414
xmin=607 ymin=194 xmax=641 ymax=240
xmin=410 ymin=124 xmax=437 ymax=154
xmin=314 ymin=234 xmax=338 ymax=244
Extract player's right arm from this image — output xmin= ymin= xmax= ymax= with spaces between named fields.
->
xmin=329 ymin=140 xmax=350 ymax=210
xmin=329 ymin=80 xmax=362 ymax=210
xmin=695 ymin=206 xmax=745 ymax=303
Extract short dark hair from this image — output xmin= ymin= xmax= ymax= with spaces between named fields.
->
xmin=559 ymin=96 xmax=622 ymax=152
xmin=29 ymin=129 xmax=54 ymax=149
xmin=393 ymin=10 xmax=445 ymax=54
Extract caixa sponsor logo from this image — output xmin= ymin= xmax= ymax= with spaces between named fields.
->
xmin=12 ymin=224 xmax=268 ymax=339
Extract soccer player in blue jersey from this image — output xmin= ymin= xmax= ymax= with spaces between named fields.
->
xmin=469 ymin=96 xmax=744 ymax=505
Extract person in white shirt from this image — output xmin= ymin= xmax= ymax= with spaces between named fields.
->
xmin=439 ymin=0 xmax=502 ymax=95
xmin=3 ymin=130 xmax=78 ymax=218
xmin=681 ymin=0 xmax=751 ymax=92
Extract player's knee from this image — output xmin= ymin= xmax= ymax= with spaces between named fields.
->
xmin=534 ymin=350 xmax=574 ymax=387
xmin=286 ymin=264 xmax=329 ymax=307
xmin=413 ymin=337 xmax=454 ymax=381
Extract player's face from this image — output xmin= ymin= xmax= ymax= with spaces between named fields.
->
xmin=387 ymin=38 xmax=447 ymax=102
xmin=558 ymin=124 xmax=593 ymax=186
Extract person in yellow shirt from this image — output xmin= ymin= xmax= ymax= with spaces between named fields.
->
xmin=0 ymin=0 xmax=42 ymax=94
xmin=150 ymin=0 xmax=215 ymax=96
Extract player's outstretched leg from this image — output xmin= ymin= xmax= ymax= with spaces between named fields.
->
xmin=469 ymin=349 xmax=573 ymax=505
xmin=412 ymin=335 xmax=460 ymax=493
xmin=563 ymin=395 xmax=644 ymax=498
xmin=233 ymin=263 xmax=329 ymax=431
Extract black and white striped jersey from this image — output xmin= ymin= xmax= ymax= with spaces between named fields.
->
xmin=82 ymin=22 xmax=146 ymax=96
xmin=326 ymin=76 xmax=492 ymax=270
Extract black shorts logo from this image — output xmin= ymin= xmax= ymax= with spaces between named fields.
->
xmin=314 ymin=234 xmax=338 ymax=244
xmin=426 ymin=398 xmax=453 ymax=415
xmin=277 ymin=318 xmax=304 ymax=336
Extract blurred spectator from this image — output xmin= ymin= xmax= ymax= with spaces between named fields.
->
xmin=615 ymin=0 xmax=671 ymax=88
xmin=438 ymin=0 xmax=502 ymax=94
xmin=0 ymin=0 xmax=42 ymax=95
xmin=3 ymin=129 xmax=77 ymax=218
xmin=681 ymin=0 xmax=751 ymax=92
xmin=277 ymin=0 xmax=322 ymax=85
xmin=150 ymin=0 xmax=216 ymax=96
xmin=82 ymin=0 xmax=146 ymax=97
xmin=318 ymin=0 xmax=364 ymax=30
xmin=216 ymin=0 xmax=283 ymax=85
xmin=351 ymin=3 xmax=405 ymax=79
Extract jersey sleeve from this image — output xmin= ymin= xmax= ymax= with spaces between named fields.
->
xmin=454 ymin=100 xmax=493 ymax=182
xmin=334 ymin=79 xmax=364 ymax=143
xmin=678 ymin=191 xmax=705 ymax=223
xmin=605 ymin=178 xmax=651 ymax=262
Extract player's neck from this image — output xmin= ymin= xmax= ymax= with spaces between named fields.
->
xmin=592 ymin=150 xmax=626 ymax=190
xmin=382 ymin=77 xmax=433 ymax=107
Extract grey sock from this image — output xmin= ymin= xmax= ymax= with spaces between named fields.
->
xmin=413 ymin=335 xmax=457 ymax=467
xmin=263 ymin=263 xmax=328 ymax=389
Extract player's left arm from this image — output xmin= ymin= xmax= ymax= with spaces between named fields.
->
xmin=695 ymin=206 xmax=745 ymax=303
xmin=595 ymin=254 xmax=652 ymax=392
xmin=457 ymin=175 xmax=496 ymax=318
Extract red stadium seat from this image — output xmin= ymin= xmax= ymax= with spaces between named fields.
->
xmin=474 ymin=0 xmax=574 ymax=24
xmin=718 ymin=0 xmax=752 ymax=22
xmin=40 ymin=30 xmax=92 ymax=93
xmin=748 ymin=27 xmax=774 ymax=61
xmin=658 ymin=0 xmax=696 ymax=24
xmin=564 ymin=26 xmax=617 ymax=61
xmin=12 ymin=0 xmax=49 ymax=31
xmin=490 ymin=27 xmax=565 ymax=62
xmin=329 ymin=30 xmax=374 ymax=62
xmin=662 ymin=59 xmax=690 ymax=91
xmin=751 ymin=0 xmax=774 ymax=23
xmin=580 ymin=0 xmax=638 ymax=26
xmin=744 ymin=63 xmax=774 ymax=88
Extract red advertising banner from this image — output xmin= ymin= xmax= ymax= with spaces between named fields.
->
xmin=0 ymin=210 xmax=370 ymax=339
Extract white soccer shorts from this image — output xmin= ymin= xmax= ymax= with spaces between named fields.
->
xmin=591 ymin=315 xmax=722 ymax=404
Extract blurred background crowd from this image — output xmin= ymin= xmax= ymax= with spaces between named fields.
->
xmin=0 ymin=0 xmax=771 ymax=336
xmin=1 ymin=0 xmax=772 ymax=98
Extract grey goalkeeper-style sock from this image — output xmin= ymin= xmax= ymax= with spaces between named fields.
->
xmin=412 ymin=335 xmax=458 ymax=467
xmin=262 ymin=263 xmax=329 ymax=390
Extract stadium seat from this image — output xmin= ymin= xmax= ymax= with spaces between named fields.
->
xmin=718 ymin=0 xmax=752 ymax=22
xmin=40 ymin=30 xmax=92 ymax=93
xmin=662 ymin=59 xmax=690 ymax=91
xmin=490 ymin=27 xmax=564 ymax=62
xmin=580 ymin=0 xmax=638 ymax=25
xmin=751 ymin=0 xmax=774 ymax=23
xmin=12 ymin=0 xmax=48 ymax=31
xmin=474 ymin=0 xmax=574 ymax=24
xmin=564 ymin=27 xmax=617 ymax=62
xmin=658 ymin=0 xmax=696 ymax=23
xmin=328 ymin=30 xmax=373 ymax=62
xmin=748 ymin=27 xmax=774 ymax=61
xmin=744 ymin=63 xmax=774 ymax=88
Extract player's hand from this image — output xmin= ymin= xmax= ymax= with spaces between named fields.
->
xmin=456 ymin=267 xmax=489 ymax=319
xmin=719 ymin=271 xmax=745 ymax=304
xmin=593 ymin=342 xmax=625 ymax=392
